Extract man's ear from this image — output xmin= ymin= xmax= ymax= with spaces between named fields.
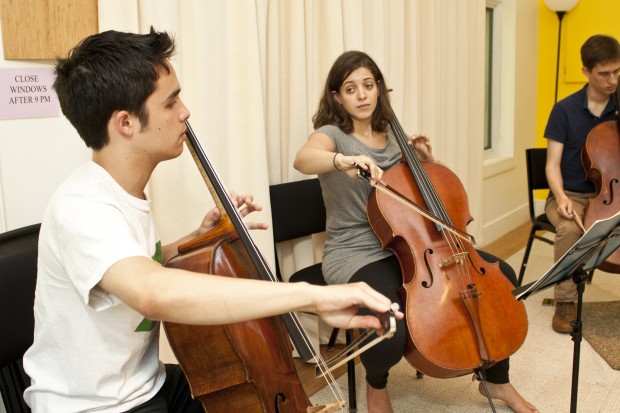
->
xmin=581 ymin=66 xmax=590 ymax=77
xmin=111 ymin=110 xmax=135 ymax=137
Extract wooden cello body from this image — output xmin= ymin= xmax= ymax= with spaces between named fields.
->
xmin=581 ymin=118 xmax=620 ymax=273
xmin=163 ymin=123 xmax=345 ymax=413
xmin=164 ymin=231 xmax=312 ymax=412
xmin=366 ymin=116 xmax=528 ymax=378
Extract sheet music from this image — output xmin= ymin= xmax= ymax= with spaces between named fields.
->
xmin=514 ymin=209 xmax=620 ymax=301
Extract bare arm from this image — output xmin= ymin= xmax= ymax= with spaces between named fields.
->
xmin=98 ymin=256 xmax=399 ymax=331
xmin=546 ymin=139 xmax=573 ymax=218
xmin=294 ymin=132 xmax=383 ymax=184
xmin=294 ymin=132 xmax=339 ymax=174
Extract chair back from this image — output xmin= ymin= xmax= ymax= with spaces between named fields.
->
xmin=525 ymin=148 xmax=550 ymax=221
xmin=0 ymin=223 xmax=40 ymax=413
xmin=269 ymin=178 xmax=326 ymax=243
xmin=268 ymin=178 xmax=326 ymax=281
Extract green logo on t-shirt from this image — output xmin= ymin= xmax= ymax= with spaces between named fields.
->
xmin=152 ymin=241 xmax=163 ymax=264
xmin=135 ymin=241 xmax=163 ymax=332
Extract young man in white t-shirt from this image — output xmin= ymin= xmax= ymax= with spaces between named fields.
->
xmin=22 ymin=28 xmax=399 ymax=413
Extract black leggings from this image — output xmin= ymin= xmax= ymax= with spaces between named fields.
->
xmin=349 ymin=250 xmax=513 ymax=389
xmin=124 ymin=364 xmax=203 ymax=413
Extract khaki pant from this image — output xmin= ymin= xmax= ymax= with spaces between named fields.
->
xmin=544 ymin=192 xmax=594 ymax=302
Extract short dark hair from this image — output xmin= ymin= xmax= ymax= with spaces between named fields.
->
xmin=581 ymin=34 xmax=620 ymax=71
xmin=53 ymin=28 xmax=175 ymax=149
xmin=312 ymin=51 xmax=392 ymax=134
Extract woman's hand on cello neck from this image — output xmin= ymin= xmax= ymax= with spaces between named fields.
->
xmin=409 ymin=133 xmax=435 ymax=162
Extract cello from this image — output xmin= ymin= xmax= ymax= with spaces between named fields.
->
xmin=364 ymin=110 xmax=528 ymax=380
xmin=581 ymin=79 xmax=620 ymax=273
xmin=163 ymin=122 xmax=394 ymax=412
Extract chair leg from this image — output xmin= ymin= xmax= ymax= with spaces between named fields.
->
xmin=345 ymin=329 xmax=356 ymax=412
xmin=517 ymin=227 xmax=537 ymax=286
xmin=327 ymin=328 xmax=340 ymax=352
xmin=0 ymin=361 xmax=31 ymax=413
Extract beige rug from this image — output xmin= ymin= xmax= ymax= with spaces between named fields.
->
xmin=310 ymin=244 xmax=620 ymax=412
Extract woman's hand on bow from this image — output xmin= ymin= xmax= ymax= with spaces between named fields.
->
xmin=338 ymin=154 xmax=384 ymax=186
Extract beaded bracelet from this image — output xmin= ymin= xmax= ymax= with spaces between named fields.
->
xmin=333 ymin=152 xmax=342 ymax=171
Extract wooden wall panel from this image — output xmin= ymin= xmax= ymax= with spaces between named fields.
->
xmin=0 ymin=0 xmax=98 ymax=60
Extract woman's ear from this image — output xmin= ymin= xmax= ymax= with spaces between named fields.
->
xmin=332 ymin=91 xmax=342 ymax=105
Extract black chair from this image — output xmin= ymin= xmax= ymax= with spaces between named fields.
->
xmin=0 ymin=223 xmax=39 ymax=413
xmin=517 ymin=148 xmax=556 ymax=286
xmin=269 ymin=178 xmax=358 ymax=411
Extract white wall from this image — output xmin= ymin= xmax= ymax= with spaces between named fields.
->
xmin=0 ymin=22 xmax=91 ymax=233
xmin=480 ymin=0 xmax=539 ymax=246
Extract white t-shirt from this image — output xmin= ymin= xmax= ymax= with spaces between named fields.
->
xmin=23 ymin=161 xmax=166 ymax=412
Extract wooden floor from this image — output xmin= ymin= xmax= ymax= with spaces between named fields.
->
xmin=294 ymin=221 xmax=533 ymax=397
xmin=293 ymin=342 xmax=353 ymax=398
xmin=481 ymin=221 xmax=531 ymax=262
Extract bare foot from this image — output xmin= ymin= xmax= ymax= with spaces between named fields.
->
xmin=366 ymin=383 xmax=394 ymax=413
xmin=479 ymin=382 xmax=539 ymax=413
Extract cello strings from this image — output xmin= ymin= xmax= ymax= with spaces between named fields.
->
xmin=223 ymin=186 xmax=348 ymax=408
xmin=388 ymin=111 xmax=473 ymax=289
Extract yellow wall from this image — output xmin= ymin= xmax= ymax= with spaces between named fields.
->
xmin=536 ymin=0 xmax=620 ymax=148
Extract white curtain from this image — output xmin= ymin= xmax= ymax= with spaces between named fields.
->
xmin=98 ymin=0 xmax=485 ymax=344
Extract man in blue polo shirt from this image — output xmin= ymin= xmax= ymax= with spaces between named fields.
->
xmin=544 ymin=34 xmax=620 ymax=333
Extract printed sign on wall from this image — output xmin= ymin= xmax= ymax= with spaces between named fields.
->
xmin=0 ymin=68 xmax=59 ymax=120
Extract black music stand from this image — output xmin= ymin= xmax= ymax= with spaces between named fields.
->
xmin=513 ymin=210 xmax=620 ymax=413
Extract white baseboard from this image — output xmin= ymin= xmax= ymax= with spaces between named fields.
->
xmin=480 ymin=203 xmax=530 ymax=247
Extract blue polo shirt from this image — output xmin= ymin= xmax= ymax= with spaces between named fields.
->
xmin=544 ymin=84 xmax=618 ymax=193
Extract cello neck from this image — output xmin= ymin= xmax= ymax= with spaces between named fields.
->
xmin=182 ymin=121 xmax=319 ymax=362
xmin=387 ymin=110 xmax=453 ymax=227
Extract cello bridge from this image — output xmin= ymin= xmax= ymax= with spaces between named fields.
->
xmin=439 ymin=252 xmax=468 ymax=268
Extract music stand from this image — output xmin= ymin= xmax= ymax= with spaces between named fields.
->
xmin=513 ymin=210 xmax=620 ymax=413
